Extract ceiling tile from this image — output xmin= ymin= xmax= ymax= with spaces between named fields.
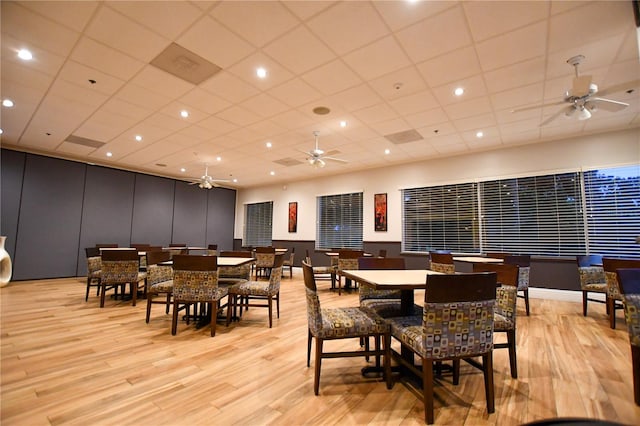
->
xmin=239 ymin=93 xmax=291 ymax=119
xmin=268 ymin=78 xmax=323 ymax=108
xmin=369 ymin=66 xmax=427 ymax=101
xmin=404 ymin=107 xmax=450 ymax=129
xmin=199 ymin=71 xmax=260 ymax=103
xmin=301 ymin=59 xmax=362 ymax=95
xmin=352 ymin=102 xmax=398 ymax=124
xmin=476 ymin=21 xmax=547 ymax=72
xmin=342 ymin=36 xmax=412 ymax=81
xmin=432 ymin=75 xmax=488 ymax=106
xmin=444 ymin=97 xmax=494 ymax=121
xmin=70 ymin=37 xmax=146 ymax=81
xmin=108 ymin=1 xmax=203 ymax=40
xmin=225 ymin=51 xmax=294 ymax=90
xmin=483 ymin=57 xmax=546 ymax=94
xmin=453 ymin=112 xmax=496 ymax=132
xmin=389 ymin=90 xmax=439 ymax=116
xmin=178 ymin=88 xmax=232 ymax=115
xmin=216 ymin=105 xmax=263 ymax=127
xmin=129 ymin=65 xmax=194 ymax=98
xmin=416 ymin=46 xmax=482 ymax=88
xmin=328 ymin=84 xmax=383 ymax=112
xmin=374 ymin=1 xmax=457 ymax=31
xmin=263 ymin=25 xmax=336 ymax=75
xmin=463 ymin=1 xmax=549 ymax=42
xmin=490 ymin=83 xmax=545 ymax=111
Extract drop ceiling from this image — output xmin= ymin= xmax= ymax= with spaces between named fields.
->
xmin=1 ymin=0 xmax=639 ymax=188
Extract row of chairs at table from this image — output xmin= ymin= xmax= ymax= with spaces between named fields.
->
xmin=84 ymin=244 xmax=285 ymax=337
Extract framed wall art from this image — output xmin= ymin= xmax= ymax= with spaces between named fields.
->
xmin=374 ymin=193 xmax=387 ymax=232
xmin=288 ymin=202 xmax=298 ymax=233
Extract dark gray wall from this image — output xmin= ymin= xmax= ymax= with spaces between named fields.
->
xmin=1 ymin=149 xmax=237 ymax=280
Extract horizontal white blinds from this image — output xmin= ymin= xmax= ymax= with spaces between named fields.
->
xmin=402 ymin=183 xmax=479 ymax=253
xmin=584 ymin=165 xmax=640 ymax=258
xmin=316 ymin=192 xmax=363 ymax=250
xmin=243 ymin=201 xmax=273 ymax=247
xmin=480 ymin=172 xmax=585 ymax=256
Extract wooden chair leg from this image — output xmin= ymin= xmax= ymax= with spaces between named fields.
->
xmin=131 ymin=281 xmax=137 ymax=306
xmin=483 ymin=352 xmax=495 ymax=414
xmin=452 ymin=359 xmax=460 ymax=385
xmin=423 ymin=358 xmax=435 ymax=424
xmin=383 ymin=333 xmax=392 ymax=390
xmin=632 ymin=345 xmax=640 ymax=406
xmin=99 ymin=283 xmax=107 ymax=308
xmin=268 ymin=297 xmax=273 ymax=328
xmin=145 ymin=293 xmax=153 ymax=323
xmin=609 ymin=297 xmax=616 ymax=329
xmin=210 ymin=301 xmax=217 ymax=337
xmin=85 ymin=278 xmax=91 ymax=301
xmin=307 ymin=330 xmax=312 ymax=367
xmin=582 ymin=291 xmax=588 ymax=316
xmin=524 ymin=289 xmax=530 ymax=316
xmin=314 ymin=338 xmax=323 ymax=395
xmin=276 ymin=293 xmax=280 ymax=318
xmin=507 ymin=329 xmax=518 ymax=379
xmin=171 ymin=300 xmax=179 ymax=335
xmin=225 ymin=295 xmax=233 ymax=326
xmin=165 ymin=293 xmax=171 ymax=314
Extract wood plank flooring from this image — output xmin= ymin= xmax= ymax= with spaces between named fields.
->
xmin=1 ymin=272 xmax=639 ymax=425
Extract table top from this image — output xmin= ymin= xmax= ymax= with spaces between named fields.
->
xmin=453 ymin=256 xmax=504 ymax=264
xmin=159 ymin=257 xmax=255 ymax=267
xmin=325 ymin=252 xmax=373 ymax=257
xmin=340 ymin=269 xmax=442 ymax=290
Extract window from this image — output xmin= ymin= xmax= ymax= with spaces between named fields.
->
xmin=480 ymin=173 xmax=585 ymax=256
xmin=402 ymin=184 xmax=479 ymax=253
xmin=316 ymin=192 xmax=363 ymax=250
xmin=243 ymin=201 xmax=273 ymax=247
xmin=584 ymin=165 xmax=640 ymax=258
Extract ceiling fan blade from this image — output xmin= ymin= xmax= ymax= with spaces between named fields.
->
xmin=597 ymin=79 xmax=640 ymax=98
xmin=512 ymin=100 xmax=566 ymax=113
xmin=589 ymin=97 xmax=629 ymax=112
xmin=539 ymin=105 xmax=574 ymax=126
xmin=323 ymin=156 xmax=348 ymax=163
xmin=571 ymin=75 xmax=592 ymax=97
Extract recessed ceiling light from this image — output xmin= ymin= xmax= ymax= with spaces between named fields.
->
xmin=180 ymin=168 xmax=186 ymax=172
xmin=106 ymin=152 xmax=113 ymax=157
xmin=476 ymin=131 xmax=484 ymax=138
xmin=340 ymin=120 xmax=347 ymax=128
xmin=17 ymin=49 xmax=33 ymax=60
xmin=454 ymin=87 xmax=464 ymax=96
xmin=2 ymin=99 xmax=14 ymax=108
xmin=256 ymin=67 xmax=267 ymax=79
xmin=266 ymin=141 xmax=272 ymax=148
xmin=216 ymin=156 xmax=222 ymax=162
xmin=270 ymin=171 xmax=275 ymax=176
xmin=180 ymin=110 xmax=189 ymax=118
xmin=384 ymin=148 xmax=390 ymax=155
xmin=0 ymin=129 xmax=3 ymax=135
xmin=232 ymin=178 xmax=238 ymax=183
xmin=135 ymin=135 xmax=143 ymax=142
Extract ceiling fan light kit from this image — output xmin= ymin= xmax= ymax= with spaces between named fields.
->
xmin=301 ymin=131 xmax=347 ymax=168
xmin=188 ymin=164 xmax=230 ymax=189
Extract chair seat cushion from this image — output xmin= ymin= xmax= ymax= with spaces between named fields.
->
xmin=387 ymin=315 xmax=425 ymax=354
xmin=494 ymin=312 xmax=515 ymax=331
xmin=150 ymin=280 xmax=173 ymax=293
xmin=582 ymin=283 xmax=607 ymax=292
xmin=89 ymin=270 xmax=101 ymax=278
xmin=312 ymin=266 xmax=334 ymax=274
xmin=218 ymin=277 xmax=248 ymax=286
xmin=230 ymin=280 xmax=273 ymax=296
xmin=361 ymin=299 xmax=423 ymax=318
xmin=314 ymin=307 xmax=389 ymax=339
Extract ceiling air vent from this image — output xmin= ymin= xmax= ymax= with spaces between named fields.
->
xmin=150 ymin=43 xmax=222 ymax=85
xmin=274 ymin=157 xmax=304 ymax=167
xmin=384 ymin=129 xmax=423 ymax=144
xmin=65 ymin=135 xmax=105 ymax=148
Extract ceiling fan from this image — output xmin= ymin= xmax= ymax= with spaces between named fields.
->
xmin=187 ymin=164 xmax=229 ymax=189
xmin=302 ymin=131 xmax=347 ymax=168
xmin=513 ymin=55 xmax=636 ymax=126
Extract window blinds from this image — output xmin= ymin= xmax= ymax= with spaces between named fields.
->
xmin=316 ymin=192 xmax=363 ymax=250
xmin=243 ymin=201 xmax=273 ymax=247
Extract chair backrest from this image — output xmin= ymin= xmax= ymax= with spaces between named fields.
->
xmin=603 ymin=258 xmax=640 ymax=299
xmin=255 ymin=247 xmax=276 ymax=267
xmin=220 ymin=250 xmax=253 ymax=258
xmin=473 ymin=263 xmax=518 ymax=287
xmin=486 ymin=252 xmax=511 ymax=260
xmin=429 ymin=252 xmax=453 ymax=264
xmin=169 ymin=243 xmax=187 ymax=247
xmin=358 ymin=257 xmax=405 ymax=270
xmin=617 ymin=268 xmax=640 ymax=295
xmin=100 ymin=249 xmax=140 ymax=283
xmin=208 ymin=244 xmax=218 ymax=250
xmin=172 ymin=255 xmax=218 ymax=302
xmin=95 ymin=243 xmax=118 ymax=248
xmin=131 ymin=243 xmax=151 ymax=250
xmin=504 ymin=255 xmax=530 ymax=267
xmin=378 ymin=249 xmax=387 ymax=258
xmin=85 ymin=247 xmax=100 ymax=258
xmin=255 ymin=246 xmax=275 ymax=254
xmin=338 ymin=249 xmax=364 ymax=259
xmin=207 ymin=244 xmax=218 ymax=256
xmin=101 ymin=249 xmax=138 ymax=261
xmin=302 ymin=261 xmax=317 ymax=292
xmin=146 ymin=250 xmax=171 ymax=266
xmin=423 ymin=272 xmax=497 ymax=359
xmin=577 ymin=255 xmax=603 ymax=267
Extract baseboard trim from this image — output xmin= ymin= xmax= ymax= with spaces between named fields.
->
xmin=528 ymin=287 xmax=605 ymax=303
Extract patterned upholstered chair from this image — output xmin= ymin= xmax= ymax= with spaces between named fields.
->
xmin=386 ymin=272 xmax=497 ymax=424
xmin=577 ymin=255 xmax=607 ymax=317
xmin=617 ymin=268 xmax=640 ymax=406
xmin=358 ymin=256 xmax=418 ymax=318
xmin=168 ymin=244 xmax=188 ymax=257
xmin=171 ymin=255 xmax=226 ymax=337
xmin=100 ymin=249 xmax=147 ymax=308
xmin=331 ymin=249 xmax=364 ymax=295
xmin=254 ymin=246 xmax=276 ymax=280
xmin=207 ymin=244 xmax=218 ymax=256
xmin=282 ymin=248 xmax=295 ymax=279
xmin=428 ymin=251 xmax=455 ymax=274
xmin=145 ymin=250 xmax=173 ymax=323
xmin=302 ymin=261 xmax=392 ymax=394
xmin=505 ymin=255 xmax=531 ymax=316
xmin=85 ymin=247 xmax=102 ymax=302
xmin=226 ymin=254 xmax=284 ymax=328
xmin=304 ymin=249 xmax=333 ymax=282
xmin=218 ymin=250 xmax=253 ymax=286
xmin=603 ymin=258 xmax=640 ymax=329
xmin=473 ymin=262 xmax=519 ymax=378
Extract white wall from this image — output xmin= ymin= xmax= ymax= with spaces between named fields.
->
xmin=235 ymin=128 xmax=640 ymax=242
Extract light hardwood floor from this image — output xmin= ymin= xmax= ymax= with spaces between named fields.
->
xmin=1 ymin=271 xmax=639 ymax=425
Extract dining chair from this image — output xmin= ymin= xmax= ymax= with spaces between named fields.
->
xmin=218 ymin=250 xmax=253 ymax=285
xmin=207 ymin=244 xmax=218 ymax=256
xmin=95 ymin=243 xmax=118 ymax=248
xmin=378 ymin=249 xmax=387 ymax=258
xmin=99 ymin=249 xmax=147 ymax=308
xmin=504 ymin=255 xmax=531 ymax=316
xmin=486 ymin=252 xmax=511 ymax=260
xmin=576 ymin=255 xmax=607 ymax=317
xmin=616 ymin=268 xmax=640 ymax=406
xmin=145 ymin=250 xmax=173 ymax=323
xmin=386 ymin=272 xmax=497 ymax=424
xmin=473 ymin=262 xmax=519 ymax=379
xmin=226 ymin=254 xmax=284 ymax=328
xmin=331 ymin=249 xmax=365 ymax=295
xmin=254 ymin=246 xmax=276 ymax=280
xmin=84 ymin=247 xmax=102 ymax=302
xmin=168 ymin=243 xmax=188 ymax=257
xmin=171 ymin=254 xmax=227 ymax=337
xmin=304 ymin=249 xmax=333 ymax=282
xmin=301 ymin=261 xmax=392 ymax=395
xmin=282 ymin=247 xmax=295 ymax=278
xmin=428 ymin=251 xmax=455 ymax=274
xmin=603 ymin=258 xmax=640 ymax=329
xmin=357 ymin=257 xmax=416 ymax=318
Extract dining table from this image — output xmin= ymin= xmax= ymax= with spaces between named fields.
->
xmin=159 ymin=256 xmax=255 ymax=267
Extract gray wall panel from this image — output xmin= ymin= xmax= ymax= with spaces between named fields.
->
xmin=14 ymin=155 xmax=85 ymax=279
xmin=131 ymin=174 xmax=174 ymax=246
xmin=76 ymin=166 xmax=135 ymax=275
xmin=1 ymin=149 xmax=25 ymax=260
xmin=206 ymin=187 xmax=236 ymax=251
xmin=172 ymin=182 xmax=207 ymax=246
